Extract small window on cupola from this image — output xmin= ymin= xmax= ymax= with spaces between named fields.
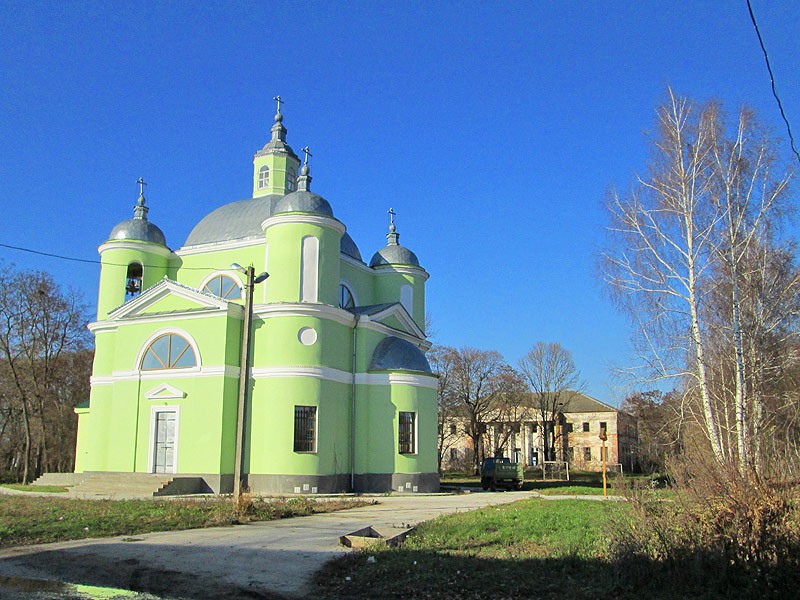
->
xmin=258 ymin=165 xmax=270 ymax=189
xmin=125 ymin=263 xmax=143 ymax=301
xmin=286 ymin=167 xmax=297 ymax=192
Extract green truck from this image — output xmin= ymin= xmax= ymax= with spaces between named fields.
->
xmin=480 ymin=457 xmax=524 ymax=491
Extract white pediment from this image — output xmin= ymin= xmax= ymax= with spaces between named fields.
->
xmin=145 ymin=383 xmax=187 ymax=400
xmin=361 ymin=303 xmax=426 ymax=340
xmin=108 ymin=277 xmax=235 ymax=320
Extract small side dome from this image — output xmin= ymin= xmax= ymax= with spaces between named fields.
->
xmin=109 ymin=219 xmax=167 ymax=246
xmin=273 ymin=190 xmax=334 ymax=217
xmin=369 ymin=245 xmax=419 ymax=267
xmin=108 ymin=183 xmax=167 ymax=246
xmin=341 ymin=232 xmax=363 ymax=261
xmin=369 ymin=336 xmax=431 ymax=373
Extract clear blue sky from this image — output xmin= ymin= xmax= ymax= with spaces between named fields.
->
xmin=2 ymin=1 xmax=798 ymax=404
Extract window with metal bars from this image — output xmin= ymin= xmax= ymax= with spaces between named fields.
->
xmin=294 ymin=406 xmax=317 ymax=452
xmin=399 ymin=411 xmax=416 ymax=454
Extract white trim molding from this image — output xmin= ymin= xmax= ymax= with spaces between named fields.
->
xmin=261 ymin=213 xmax=347 ymax=235
xmin=176 ymin=236 xmax=263 ymax=257
xmin=98 ymin=241 xmax=175 ymax=259
xmin=145 ymin=383 xmax=187 ymax=400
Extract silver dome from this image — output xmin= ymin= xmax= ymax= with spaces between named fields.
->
xmin=369 ymin=244 xmax=420 ymax=268
xmin=109 ymin=218 xmax=167 ymax=246
xmin=369 ymin=336 xmax=431 ymax=373
xmin=341 ymin=232 xmax=362 ymax=262
xmin=184 ymin=195 xmax=278 ymax=246
xmin=273 ymin=190 xmax=333 ymax=217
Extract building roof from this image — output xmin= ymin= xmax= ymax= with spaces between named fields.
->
xmin=272 ymin=189 xmax=333 ymax=217
xmin=561 ymin=392 xmax=618 ymax=413
xmin=109 ymin=192 xmax=167 ymax=246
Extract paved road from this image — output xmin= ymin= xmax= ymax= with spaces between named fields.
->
xmin=0 ymin=491 xmax=553 ymax=599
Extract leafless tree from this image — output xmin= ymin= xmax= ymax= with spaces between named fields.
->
xmin=518 ymin=341 xmax=582 ymax=461
xmin=443 ymin=347 xmax=505 ymax=474
xmin=428 ymin=345 xmax=464 ymax=471
xmin=602 ymin=89 xmax=795 ymax=474
xmin=0 ymin=265 xmax=91 ymax=482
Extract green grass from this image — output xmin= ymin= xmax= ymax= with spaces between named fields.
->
xmin=314 ymin=497 xmax=727 ymax=600
xmin=1 ymin=484 xmax=69 ymax=493
xmin=440 ymin=469 xmax=629 ymax=495
xmin=315 ymin=498 xmax=625 ymax=599
xmin=0 ymin=495 xmax=370 ymax=548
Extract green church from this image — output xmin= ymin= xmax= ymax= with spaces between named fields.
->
xmin=74 ymin=102 xmax=439 ymax=494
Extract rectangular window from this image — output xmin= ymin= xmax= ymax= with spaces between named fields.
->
xmin=450 ymin=448 xmax=458 ymax=461
xmin=450 ymin=423 xmax=457 ymax=435
xmin=294 ymin=406 xmax=317 ymax=452
xmin=565 ymin=423 xmax=574 ymax=433
xmin=584 ymin=447 xmax=592 ymax=462
xmin=399 ymin=411 xmax=416 ymax=454
xmin=513 ymin=423 xmax=521 ymax=434
xmin=600 ymin=421 xmax=608 ymax=432
xmin=567 ymin=446 xmax=574 ymax=462
xmin=582 ymin=422 xmax=590 ymax=432
xmin=532 ymin=423 xmax=538 ymax=433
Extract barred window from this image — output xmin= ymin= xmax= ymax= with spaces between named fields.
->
xmin=399 ymin=411 xmax=416 ymax=454
xmin=294 ymin=406 xmax=317 ymax=452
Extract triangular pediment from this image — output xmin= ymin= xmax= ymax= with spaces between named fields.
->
xmin=145 ymin=383 xmax=187 ymax=400
xmin=355 ymin=303 xmax=425 ymax=340
xmin=108 ymin=278 xmax=236 ymax=320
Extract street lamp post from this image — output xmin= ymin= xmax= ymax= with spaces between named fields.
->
xmin=231 ymin=263 xmax=268 ymax=502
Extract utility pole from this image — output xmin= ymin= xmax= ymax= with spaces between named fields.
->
xmin=232 ymin=264 xmax=268 ymax=504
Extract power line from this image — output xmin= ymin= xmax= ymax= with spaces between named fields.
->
xmin=0 ymin=242 xmax=235 ymax=272
xmin=746 ymin=0 xmax=800 ymax=165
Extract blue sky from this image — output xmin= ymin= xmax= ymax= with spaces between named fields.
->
xmin=2 ymin=1 xmax=798 ymax=403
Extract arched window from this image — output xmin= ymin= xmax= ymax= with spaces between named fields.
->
xmin=286 ymin=167 xmax=297 ymax=192
xmin=125 ymin=263 xmax=143 ymax=301
xmin=142 ymin=333 xmax=198 ymax=370
xmin=339 ymin=283 xmax=355 ymax=309
xmin=202 ymin=274 xmax=242 ymax=300
xmin=258 ymin=165 xmax=270 ymax=189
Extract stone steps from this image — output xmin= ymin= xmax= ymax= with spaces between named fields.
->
xmin=68 ymin=473 xmax=173 ymax=497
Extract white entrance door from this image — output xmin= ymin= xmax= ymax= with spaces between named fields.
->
xmin=153 ymin=411 xmax=177 ymax=474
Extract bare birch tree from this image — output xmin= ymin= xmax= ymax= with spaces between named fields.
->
xmin=602 ymin=89 xmax=795 ymax=473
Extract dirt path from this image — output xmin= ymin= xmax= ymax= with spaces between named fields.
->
xmin=0 ymin=491 xmax=556 ymax=599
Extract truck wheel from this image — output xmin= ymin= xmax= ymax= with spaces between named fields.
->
xmin=490 ymin=481 xmax=496 ymax=492
xmin=481 ymin=478 xmax=489 ymax=491
xmin=514 ymin=483 xmax=523 ymax=491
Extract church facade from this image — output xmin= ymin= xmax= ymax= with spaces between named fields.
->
xmin=74 ymin=105 xmax=439 ymax=494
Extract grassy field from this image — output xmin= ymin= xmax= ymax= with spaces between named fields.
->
xmin=314 ymin=497 xmax=721 ymax=600
xmin=0 ymin=495 xmax=370 ymax=548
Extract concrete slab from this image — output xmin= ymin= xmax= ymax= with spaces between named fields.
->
xmin=0 ymin=491 xmax=548 ymax=599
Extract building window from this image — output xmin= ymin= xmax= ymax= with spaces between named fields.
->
xmin=450 ymin=423 xmax=457 ymax=435
xmin=258 ymin=165 xmax=269 ymax=189
xmin=450 ymin=448 xmax=458 ymax=461
xmin=286 ymin=167 xmax=297 ymax=192
xmin=339 ymin=283 xmax=355 ymax=309
xmin=567 ymin=447 xmax=574 ymax=462
xmin=532 ymin=423 xmax=538 ymax=433
xmin=293 ymin=406 xmax=317 ymax=452
xmin=202 ymin=274 xmax=242 ymax=300
xmin=582 ymin=422 xmax=590 ymax=432
xmin=584 ymin=447 xmax=592 ymax=462
xmin=399 ymin=411 xmax=416 ymax=454
xmin=565 ymin=423 xmax=574 ymax=433
xmin=513 ymin=423 xmax=521 ymax=434
xmin=142 ymin=334 xmax=197 ymax=370
xmin=125 ymin=263 xmax=143 ymax=301
xmin=600 ymin=422 xmax=608 ymax=433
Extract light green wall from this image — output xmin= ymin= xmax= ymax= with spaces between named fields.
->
xmin=373 ymin=270 xmax=426 ymax=328
xmin=264 ymin=220 xmax=342 ymax=306
xmin=252 ymin=315 xmax=352 ymax=373
xmin=340 ymin=261 xmax=375 ymax=307
xmin=253 ymin=152 xmax=300 ymax=197
xmin=97 ymin=244 xmax=170 ymax=319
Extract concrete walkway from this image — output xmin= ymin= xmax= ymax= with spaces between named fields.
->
xmin=0 ymin=491 xmax=563 ymax=599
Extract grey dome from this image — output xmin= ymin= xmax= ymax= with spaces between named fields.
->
xmin=369 ymin=336 xmax=431 ymax=373
xmin=341 ymin=232 xmax=362 ymax=262
xmin=273 ymin=190 xmax=333 ymax=217
xmin=109 ymin=218 xmax=167 ymax=246
xmin=184 ymin=195 xmax=279 ymax=246
xmin=369 ymin=245 xmax=420 ymax=268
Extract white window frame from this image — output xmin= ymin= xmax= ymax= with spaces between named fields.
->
xmin=134 ymin=328 xmax=202 ymax=372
